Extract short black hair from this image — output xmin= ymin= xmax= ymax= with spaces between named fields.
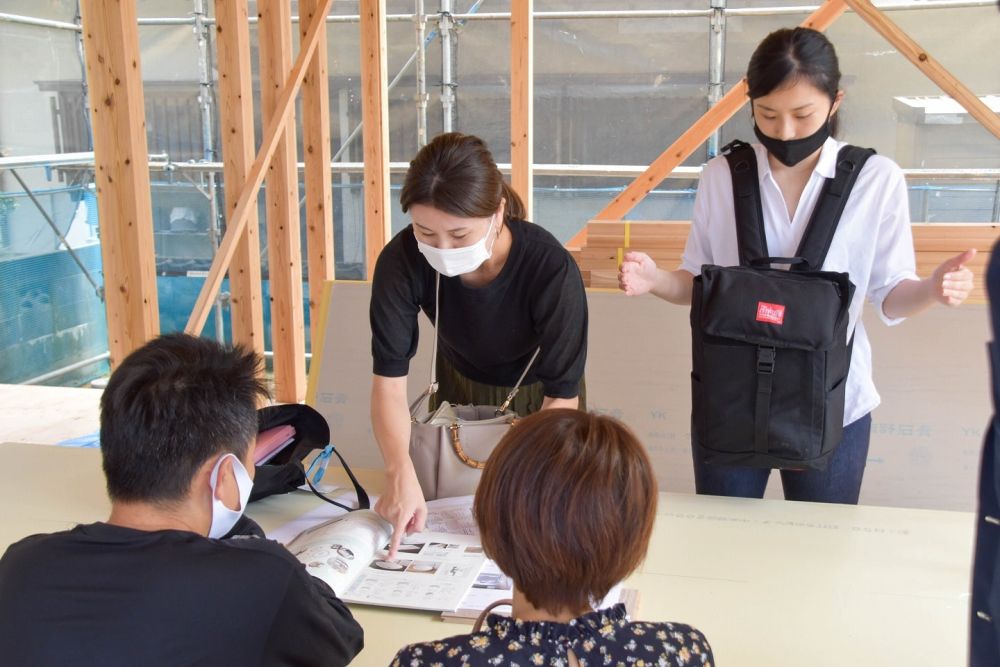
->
xmin=747 ymin=27 xmax=843 ymax=136
xmin=100 ymin=333 xmax=269 ymax=503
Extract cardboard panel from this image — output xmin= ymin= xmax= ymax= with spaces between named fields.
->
xmin=308 ymin=281 xmax=990 ymax=511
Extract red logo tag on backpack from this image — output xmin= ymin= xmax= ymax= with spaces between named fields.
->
xmin=756 ymin=301 xmax=785 ymax=325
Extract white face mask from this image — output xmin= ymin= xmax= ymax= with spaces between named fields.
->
xmin=416 ymin=214 xmax=498 ymax=277
xmin=208 ymin=453 xmax=253 ymax=539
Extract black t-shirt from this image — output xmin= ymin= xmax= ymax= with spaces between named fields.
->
xmin=0 ymin=522 xmax=363 ymax=667
xmin=370 ymin=219 xmax=588 ymax=398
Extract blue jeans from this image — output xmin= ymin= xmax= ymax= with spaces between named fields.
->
xmin=691 ymin=414 xmax=873 ymax=504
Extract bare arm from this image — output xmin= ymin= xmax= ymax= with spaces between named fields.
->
xmin=370 ymin=375 xmax=427 ymax=559
xmin=881 ymin=248 xmax=976 ymax=320
xmin=619 ymin=251 xmax=696 ymax=305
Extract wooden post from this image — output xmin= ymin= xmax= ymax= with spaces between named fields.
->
xmin=360 ymin=0 xmax=391 ymax=280
xmin=844 ymin=0 xmax=1000 ymax=141
xmin=300 ymin=0 xmax=335 ymax=348
xmin=184 ymin=2 xmax=330 ymax=337
xmin=567 ymin=0 xmax=848 ymax=245
xmin=214 ymin=0 xmax=264 ymax=355
xmin=79 ymin=0 xmax=160 ymax=367
xmin=258 ymin=0 xmax=306 ymax=402
xmin=510 ymin=0 xmax=533 ymax=221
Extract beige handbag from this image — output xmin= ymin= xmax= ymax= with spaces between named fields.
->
xmin=409 ymin=274 xmax=539 ymax=500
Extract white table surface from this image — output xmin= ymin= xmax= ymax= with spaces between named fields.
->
xmin=0 ymin=442 xmax=976 ymax=666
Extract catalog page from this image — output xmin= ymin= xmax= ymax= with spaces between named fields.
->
xmin=444 ymin=561 xmax=628 ymax=622
xmin=286 ymin=510 xmax=391 ymax=595
xmin=286 ymin=509 xmax=486 ymax=612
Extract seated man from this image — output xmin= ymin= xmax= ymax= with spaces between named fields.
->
xmin=0 ymin=334 xmax=363 ymax=666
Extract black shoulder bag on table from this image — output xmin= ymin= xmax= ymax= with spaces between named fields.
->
xmin=250 ymin=403 xmax=369 ymax=512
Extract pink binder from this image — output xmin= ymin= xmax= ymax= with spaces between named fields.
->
xmin=254 ymin=424 xmax=296 ymax=464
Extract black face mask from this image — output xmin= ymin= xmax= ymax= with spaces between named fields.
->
xmin=753 ymin=119 xmax=831 ymax=167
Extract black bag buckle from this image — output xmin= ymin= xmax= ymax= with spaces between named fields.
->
xmin=757 ymin=346 xmax=776 ymax=374
xmin=837 ymin=158 xmax=858 ymax=173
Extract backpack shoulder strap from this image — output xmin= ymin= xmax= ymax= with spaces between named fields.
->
xmin=794 ymin=144 xmax=877 ymax=271
xmin=722 ymin=139 xmax=768 ymax=266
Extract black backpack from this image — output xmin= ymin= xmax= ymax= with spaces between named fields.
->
xmin=250 ymin=404 xmax=370 ymax=510
xmin=690 ymin=139 xmax=874 ymax=470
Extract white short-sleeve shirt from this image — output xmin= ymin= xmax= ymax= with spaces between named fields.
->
xmin=680 ymin=137 xmax=919 ymax=426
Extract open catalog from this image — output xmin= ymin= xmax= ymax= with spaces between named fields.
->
xmin=285 ymin=509 xmax=485 ymax=612
xmin=278 ymin=494 xmax=638 ymax=619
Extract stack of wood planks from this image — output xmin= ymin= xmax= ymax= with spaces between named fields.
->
xmin=569 ymin=220 xmax=998 ymax=303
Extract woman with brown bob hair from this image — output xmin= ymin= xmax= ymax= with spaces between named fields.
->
xmin=369 ymin=133 xmax=588 ymax=555
xmin=391 ymin=410 xmax=713 ymax=666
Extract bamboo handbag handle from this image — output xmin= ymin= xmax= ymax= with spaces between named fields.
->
xmin=473 ymin=599 xmax=514 ymax=632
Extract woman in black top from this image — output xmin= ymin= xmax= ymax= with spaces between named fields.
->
xmin=369 ymin=133 xmax=588 ymax=556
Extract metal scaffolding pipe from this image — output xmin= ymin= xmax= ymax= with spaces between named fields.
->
xmin=142 ymin=159 xmax=704 ymax=178
xmin=0 ymin=152 xmax=95 ymax=169
xmin=451 ymin=2 xmax=994 ymax=20
xmin=135 ymin=159 xmax=1000 ymax=183
xmin=0 ymin=12 xmax=81 ymax=31
xmin=0 ymin=2 xmax=993 ymax=32
xmin=18 ymin=154 xmax=1000 ymax=183
xmin=74 ymin=2 xmax=93 ymax=150
xmin=22 ymin=352 xmax=111 ymax=386
xmin=330 ymin=37 xmax=427 ymax=163
xmin=192 ymin=0 xmax=225 ymax=343
xmin=329 ymin=0 xmax=485 ymax=161
xmin=450 ymin=10 xmax=709 ymax=20
xmin=415 ymin=0 xmax=429 ymax=148
xmin=7 ymin=168 xmax=104 ymax=301
xmin=0 ymin=152 xmax=168 ymax=170
xmin=725 ymin=0 xmax=993 ymax=16
xmin=129 ymin=14 xmax=430 ymax=26
xmin=993 ymin=180 xmax=1000 ymax=223
xmin=707 ymin=0 xmax=727 ymax=159
xmin=264 ymin=350 xmax=313 ymax=360
xmin=439 ymin=0 xmax=457 ymax=133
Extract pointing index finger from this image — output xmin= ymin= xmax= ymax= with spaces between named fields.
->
xmin=386 ymin=515 xmax=409 ymax=560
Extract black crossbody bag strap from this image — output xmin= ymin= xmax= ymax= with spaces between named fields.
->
xmin=793 ymin=145 xmax=876 ymax=271
xmin=723 ymin=139 xmax=768 ymax=267
xmin=305 ymin=446 xmax=372 ymax=512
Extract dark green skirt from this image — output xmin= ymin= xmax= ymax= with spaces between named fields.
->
xmin=429 ymin=353 xmax=586 ymax=415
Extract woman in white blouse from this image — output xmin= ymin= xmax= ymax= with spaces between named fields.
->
xmin=619 ymin=27 xmax=975 ymax=504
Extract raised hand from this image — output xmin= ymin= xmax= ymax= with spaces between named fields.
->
xmin=374 ymin=465 xmax=427 ymax=560
xmin=931 ymin=248 xmax=976 ymax=307
xmin=619 ymin=251 xmax=661 ymax=297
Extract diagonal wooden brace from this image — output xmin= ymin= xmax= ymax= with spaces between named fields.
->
xmin=568 ymin=0 xmax=848 ymax=244
xmin=844 ymin=0 xmax=1000 ymax=141
xmin=185 ymin=0 xmax=334 ymax=335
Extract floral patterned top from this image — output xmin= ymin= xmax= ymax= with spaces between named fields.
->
xmin=390 ymin=603 xmax=713 ymax=667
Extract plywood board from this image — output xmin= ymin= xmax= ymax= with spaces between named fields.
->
xmin=308 ymin=282 xmax=990 ymax=511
